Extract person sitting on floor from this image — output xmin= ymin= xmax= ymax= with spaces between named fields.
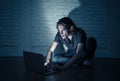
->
xmin=44 ymin=17 xmax=97 ymax=71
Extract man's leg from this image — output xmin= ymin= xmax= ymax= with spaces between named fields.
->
xmin=83 ymin=37 xmax=97 ymax=66
xmin=45 ymin=53 xmax=71 ymax=71
xmin=45 ymin=53 xmax=71 ymax=73
xmin=85 ymin=37 xmax=97 ymax=59
xmin=52 ymin=53 xmax=71 ymax=64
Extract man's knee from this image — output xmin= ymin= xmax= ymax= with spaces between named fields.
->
xmin=51 ymin=56 xmax=58 ymax=63
xmin=85 ymin=37 xmax=97 ymax=59
xmin=86 ymin=37 xmax=97 ymax=52
xmin=52 ymin=56 xmax=70 ymax=64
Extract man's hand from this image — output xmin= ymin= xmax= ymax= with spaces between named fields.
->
xmin=44 ymin=62 xmax=50 ymax=66
xmin=44 ymin=62 xmax=51 ymax=70
xmin=56 ymin=64 xmax=68 ymax=71
xmin=45 ymin=42 xmax=58 ymax=66
xmin=44 ymin=62 xmax=48 ymax=66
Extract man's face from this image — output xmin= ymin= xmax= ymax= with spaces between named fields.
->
xmin=57 ymin=25 xmax=69 ymax=39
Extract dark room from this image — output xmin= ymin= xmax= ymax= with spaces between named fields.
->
xmin=0 ymin=0 xmax=120 ymax=81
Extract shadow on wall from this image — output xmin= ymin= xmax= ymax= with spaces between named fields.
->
xmin=68 ymin=0 xmax=95 ymax=27
xmin=68 ymin=0 xmax=97 ymax=57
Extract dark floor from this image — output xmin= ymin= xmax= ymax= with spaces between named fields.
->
xmin=0 ymin=57 xmax=120 ymax=81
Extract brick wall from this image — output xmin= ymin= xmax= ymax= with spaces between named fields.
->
xmin=0 ymin=0 xmax=120 ymax=58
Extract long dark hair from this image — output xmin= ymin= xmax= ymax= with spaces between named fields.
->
xmin=56 ymin=17 xmax=77 ymax=32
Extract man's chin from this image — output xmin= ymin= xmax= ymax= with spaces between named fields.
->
xmin=62 ymin=37 xmax=66 ymax=39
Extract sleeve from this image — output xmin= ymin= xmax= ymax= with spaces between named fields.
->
xmin=77 ymin=29 xmax=87 ymax=44
xmin=54 ymin=32 xmax=61 ymax=43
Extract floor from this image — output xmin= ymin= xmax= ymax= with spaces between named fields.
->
xmin=0 ymin=57 xmax=120 ymax=81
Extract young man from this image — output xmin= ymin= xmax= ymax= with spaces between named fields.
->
xmin=44 ymin=17 xmax=97 ymax=71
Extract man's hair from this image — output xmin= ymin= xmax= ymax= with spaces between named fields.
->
xmin=56 ymin=17 xmax=77 ymax=30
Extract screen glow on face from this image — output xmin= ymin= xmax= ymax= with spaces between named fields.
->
xmin=57 ymin=25 xmax=68 ymax=39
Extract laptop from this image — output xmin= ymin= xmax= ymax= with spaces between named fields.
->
xmin=23 ymin=51 xmax=57 ymax=75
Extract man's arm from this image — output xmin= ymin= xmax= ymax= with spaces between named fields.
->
xmin=61 ymin=43 xmax=84 ymax=69
xmin=44 ymin=42 xmax=58 ymax=66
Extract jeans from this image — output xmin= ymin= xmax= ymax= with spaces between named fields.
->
xmin=51 ymin=37 xmax=97 ymax=64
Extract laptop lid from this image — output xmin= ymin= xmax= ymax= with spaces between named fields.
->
xmin=23 ymin=51 xmax=45 ymax=74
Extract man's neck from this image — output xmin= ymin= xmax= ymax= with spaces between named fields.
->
xmin=68 ymin=34 xmax=73 ymax=40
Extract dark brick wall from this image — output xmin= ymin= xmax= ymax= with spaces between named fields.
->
xmin=0 ymin=0 xmax=119 ymax=58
